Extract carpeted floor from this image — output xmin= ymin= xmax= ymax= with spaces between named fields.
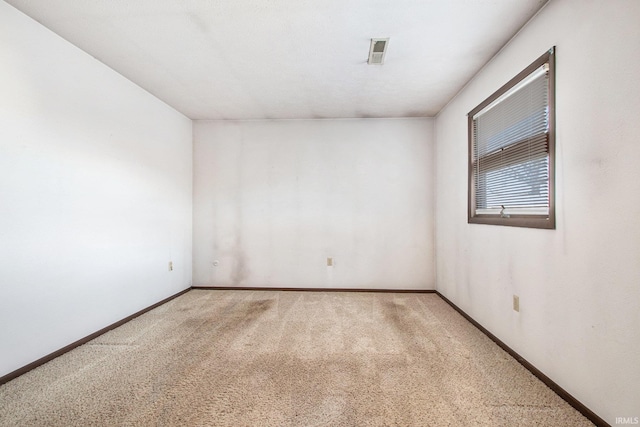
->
xmin=0 ymin=290 xmax=593 ymax=426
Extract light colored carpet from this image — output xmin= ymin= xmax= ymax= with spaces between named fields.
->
xmin=0 ymin=290 xmax=593 ymax=426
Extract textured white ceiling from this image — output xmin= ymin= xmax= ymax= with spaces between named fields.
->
xmin=5 ymin=0 xmax=548 ymax=120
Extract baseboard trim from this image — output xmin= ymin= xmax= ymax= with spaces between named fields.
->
xmin=0 ymin=287 xmax=191 ymax=386
xmin=435 ymin=291 xmax=609 ymax=427
xmin=191 ymin=286 xmax=436 ymax=293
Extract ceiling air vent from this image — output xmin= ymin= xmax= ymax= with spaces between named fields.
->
xmin=368 ymin=38 xmax=389 ymax=65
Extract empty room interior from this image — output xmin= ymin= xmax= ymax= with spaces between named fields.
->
xmin=1 ymin=0 xmax=639 ymax=425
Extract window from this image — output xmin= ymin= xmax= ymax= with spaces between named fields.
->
xmin=468 ymin=48 xmax=555 ymax=229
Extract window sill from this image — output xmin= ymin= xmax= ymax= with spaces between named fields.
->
xmin=468 ymin=214 xmax=555 ymax=229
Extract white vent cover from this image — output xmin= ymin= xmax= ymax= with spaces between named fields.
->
xmin=368 ymin=38 xmax=389 ymax=65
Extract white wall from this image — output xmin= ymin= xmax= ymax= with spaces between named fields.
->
xmin=0 ymin=3 xmax=193 ymax=377
xmin=193 ymin=119 xmax=434 ymax=290
xmin=435 ymin=0 xmax=640 ymax=423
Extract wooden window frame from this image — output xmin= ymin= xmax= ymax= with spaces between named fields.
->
xmin=467 ymin=48 xmax=556 ymax=229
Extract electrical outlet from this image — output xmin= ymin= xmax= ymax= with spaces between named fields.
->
xmin=513 ymin=295 xmax=520 ymax=312
xmin=168 ymin=261 xmax=173 ymax=272
xmin=327 ymin=257 xmax=333 ymax=266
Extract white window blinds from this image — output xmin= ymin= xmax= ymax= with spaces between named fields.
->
xmin=468 ymin=48 xmax=555 ymax=228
